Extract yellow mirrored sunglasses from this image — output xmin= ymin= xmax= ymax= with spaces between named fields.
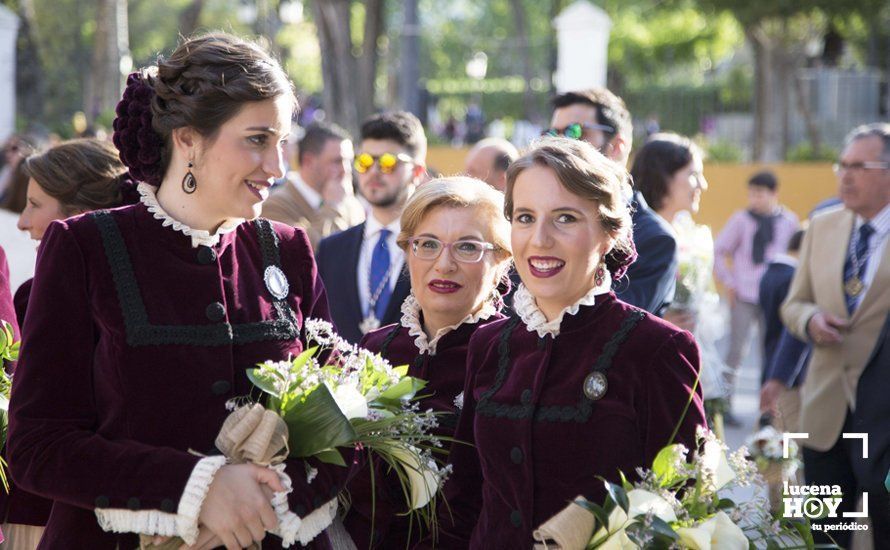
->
xmin=354 ymin=152 xmax=414 ymax=174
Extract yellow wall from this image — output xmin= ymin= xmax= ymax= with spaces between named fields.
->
xmin=426 ymin=146 xmax=838 ymax=232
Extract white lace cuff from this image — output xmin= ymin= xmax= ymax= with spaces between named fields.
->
xmin=268 ymin=463 xmax=338 ymax=547
xmin=94 ymin=455 xmax=227 ymax=545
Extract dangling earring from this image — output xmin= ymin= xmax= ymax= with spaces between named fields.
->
xmin=181 ymin=160 xmax=197 ymax=194
xmin=594 ymin=262 xmax=606 ymax=287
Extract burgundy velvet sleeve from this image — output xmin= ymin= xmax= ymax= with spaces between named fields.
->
xmin=7 ymin=222 xmax=201 ymax=510
xmin=431 ymin=328 xmax=493 ymax=549
xmin=640 ymin=329 xmax=706 ymax=460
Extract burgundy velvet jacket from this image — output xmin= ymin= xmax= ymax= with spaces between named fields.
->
xmin=0 ymin=275 xmax=53 ymax=527
xmin=436 ymin=292 xmax=706 ymax=549
xmin=344 ymin=307 xmax=505 ymax=549
xmin=7 ymin=202 xmax=348 ymax=549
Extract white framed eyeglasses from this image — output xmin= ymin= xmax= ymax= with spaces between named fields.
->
xmin=832 ymin=161 xmax=890 ymax=174
xmin=408 ymin=237 xmax=496 ymax=263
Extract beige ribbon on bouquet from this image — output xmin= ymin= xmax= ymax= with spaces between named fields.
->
xmin=139 ymin=404 xmax=289 ymax=549
xmin=532 ymin=495 xmax=596 ymax=550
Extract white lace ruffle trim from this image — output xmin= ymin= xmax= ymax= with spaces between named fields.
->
xmin=94 ymin=455 xmax=227 ymax=545
xmin=268 ymin=463 xmax=337 ymax=547
xmin=94 ymin=457 xmax=337 ymax=548
xmin=137 ymin=182 xmax=243 ymax=248
xmin=512 ymin=275 xmax=611 ymax=338
xmin=400 ymin=292 xmax=498 ymax=356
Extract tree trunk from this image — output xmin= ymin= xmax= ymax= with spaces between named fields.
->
xmin=508 ymin=0 xmax=536 ymax=121
xmin=84 ymin=0 xmax=128 ymax=125
xmin=356 ymin=0 xmax=384 ymax=124
xmin=311 ymin=0 xmax=360 ymax=135
xmin=14 ymin=0 xmax=46 ymax=126
xmin=398 ymin=0 xmax=420 ymax=116
xmin=178 ymin=0 xmax=205 ymax=37
xmin=746 ymin=24 xmax=782 ymax=162
xmin=791 ymin=68 xmax=821 ymax=156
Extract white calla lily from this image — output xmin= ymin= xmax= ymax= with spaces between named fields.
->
xmin=390 ymin=445 xmax=441 ymax=509
xmin=677 ymin=511 xmax=747 ymax=550
xmin=591 ymin=489 xmax=677 ymax=546
xmin=329 ymin=383 xmax=368 ymax=419
xmin=701 ymin=439 xmax=735 ymax=491
xmin=595 ymin=528 xmax=636 ymax=550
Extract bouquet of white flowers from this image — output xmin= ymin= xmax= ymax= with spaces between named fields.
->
xmin=0 ymin=320 xmax=18 ymax=492
xmin=533 ymin=427 xmax=830 ymax=549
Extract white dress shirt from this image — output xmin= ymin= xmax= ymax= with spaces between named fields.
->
xmin=288 ymin=171 xmax=323 ymax=210
xmin=849 ymin=202 xmax=890 ymax=309
xmin=357 ymin=214 xmax=404 ymax=317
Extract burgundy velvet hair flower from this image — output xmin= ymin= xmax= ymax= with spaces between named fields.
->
xmin=606 ymin=238 xmax=638 ymax=281
xmin=112 ymin=72 xmax=164 ymax=186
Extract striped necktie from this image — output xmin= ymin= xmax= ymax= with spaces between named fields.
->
xmin=844 ymin=223 xmax=874 ymax=314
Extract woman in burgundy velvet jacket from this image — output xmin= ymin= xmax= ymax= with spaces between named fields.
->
xmin=4 ymin=138 xmax=130 ymax=548
xmin=435 ymin=138 xmax=707 ymax=549
xmin=343 ymin=177 xmax=512 ymax=548
xmin=7 ymin=34 xmax=349 ymax=550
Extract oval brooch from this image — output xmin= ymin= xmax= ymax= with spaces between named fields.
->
xmin=583 ymin=371 xmax=608 ymax=401
xmin=264 ymin=265 xmax=290 ymax=300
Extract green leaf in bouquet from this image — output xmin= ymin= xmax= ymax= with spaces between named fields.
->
xmin=393 ymin=364 xmax=409 ymax=377
xmin=648 ymin=516 xmax=679 ymax=541
xmin=377 ymin=376 xmax=428 ymax=406
xmin=603 ymin=480 xmax=629 ymax=514
xmin=716 ymin=497 xmax=736 ymax=510
xmin=652 ymin=444 xmax=688 ymax=487
xmin=618 ymin=470 xmax=633 ymax=492
xmin=284 ymin=383 xmax=357 ymax=459
xmin=574 ymin=498 xmax=611 ymax=531
xmin=314 ymin=448 xmax=347 ymax=467
xmin=247 ymin=368 xmax=280 ymax=397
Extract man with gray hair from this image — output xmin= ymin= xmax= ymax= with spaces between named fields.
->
xmin=464 ymin=137 xmax=519 ymax=192
xmin=781 ymin=122 xmax=890 ymax=544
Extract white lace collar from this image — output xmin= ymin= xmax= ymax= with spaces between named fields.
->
xmin=137 ymin=183 xmax=244 ymax=248
xmin=400 ymin=292 xmax=499 ymax=356
xmin=513 ymin=275 xmax=611 ymax=338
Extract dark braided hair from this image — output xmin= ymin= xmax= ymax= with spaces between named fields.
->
xmin=113 ymin=33 xmax=295 ymax=186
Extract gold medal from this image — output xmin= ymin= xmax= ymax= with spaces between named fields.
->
xmin=583 ymin=371 xmax=608 ymax=401
xmin=844 ymin=276 xmax=864 ymax=297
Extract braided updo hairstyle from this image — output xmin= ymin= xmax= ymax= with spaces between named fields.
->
xmin=113 ymin=32 xmax=295 ymax=186
xmin=504 ymin=137 xmax=638 ymax=280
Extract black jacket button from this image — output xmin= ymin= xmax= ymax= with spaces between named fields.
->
xmin=211 ymin=380 xmax=231 ymax=396
xmin=510 ymin=447 xmax=523 ymax=464
xmin=205 ymin=302 xmax=226 ymax=322
xmin=94 ymin=495 xmax=110 ymax=508
xmin=127 ymin=497 xmax=141 ymax=510
xmin=197 ymin=246 xmax=217 ymax=265
xmin=510 ymin=509 xmax=522 ymax=527
xmin=160 ymin=498 xmax=176 ymax=513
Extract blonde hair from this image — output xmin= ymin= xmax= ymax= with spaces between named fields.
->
xmin=505 ymin=137 xmax=633 ymax=262
xmin=399 ymin=176 xmax=511 ymax=253
xmin=398 ymin=176 xmax=512 ymax=285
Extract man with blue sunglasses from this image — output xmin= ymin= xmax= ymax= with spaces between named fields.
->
xmin=548 ymin=88 xmax=678 ymax=317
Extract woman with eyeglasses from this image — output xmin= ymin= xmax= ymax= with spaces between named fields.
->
xmin=343 ymin=177 xmax=512 ymax=549
xmin=434 ymin=138 xmax=706 ymax=548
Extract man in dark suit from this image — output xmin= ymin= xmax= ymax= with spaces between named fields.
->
xmin=316 ymin=112 xmax=426 ymax=343
xmin=852 ymin=312 xmax=890 ymax=515
xmin=548 ymin=88 xmax=676 ymax=314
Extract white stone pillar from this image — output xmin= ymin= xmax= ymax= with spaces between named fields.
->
xmin=0 ymin=6 xmax=19 ymax=143
xmin=553 ymin=1 xmax=612 ymax=93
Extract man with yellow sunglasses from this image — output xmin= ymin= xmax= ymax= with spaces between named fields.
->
xmin=316 ymin=111 xmax=427 ymax=344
